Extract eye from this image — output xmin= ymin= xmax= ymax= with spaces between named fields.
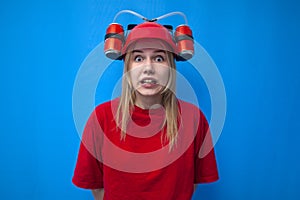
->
xmin=154 ymin=55 xmax=164 ymax=62
xmin=134 ymin=55 xmax=143 ymax=62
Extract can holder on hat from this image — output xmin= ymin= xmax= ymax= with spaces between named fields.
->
xmin=104 ymin=10 xmax=194 ymax=61
xmin=104 ymin=23 xmax=125 ymax=60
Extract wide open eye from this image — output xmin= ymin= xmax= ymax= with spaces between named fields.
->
xmin=154 ymin=55 xmax=164 ymax=62
xmin=134 ymin=55 xmax=143 ymax=62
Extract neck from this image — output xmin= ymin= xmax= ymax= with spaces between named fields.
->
xmin=134 ymin=93 xmax=162 ymax=109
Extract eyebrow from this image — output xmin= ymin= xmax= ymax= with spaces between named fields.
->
xmin=131 ymin=50 xmax=166 ymax=54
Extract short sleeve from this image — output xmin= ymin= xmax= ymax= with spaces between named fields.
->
xmin=194 ymin=110 xmax=219 ymax=184
xmin=72 ymin=110 xmax=104 ymax=189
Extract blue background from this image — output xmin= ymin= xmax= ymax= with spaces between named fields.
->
xmin=0 ymin=0 xmax=299 ymax=199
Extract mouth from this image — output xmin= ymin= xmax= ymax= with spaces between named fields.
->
xmin=140 ymin=78 xmax=158 ymax=85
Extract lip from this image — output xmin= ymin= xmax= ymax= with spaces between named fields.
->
xmin=140 ymin=77 xmax=158 ymax=85
xmin=138 ymin=77 xmax=159 ymax=89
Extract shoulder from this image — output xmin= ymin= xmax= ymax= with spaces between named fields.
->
xmin=177 ymin=99 xmax=208 ymax=123
xmin=94 ymin=98 xmax=120 ymax=114
xmin=85 ymin=98 xmax=120 ymax=129
xmin=177 ymin=99 xmax=203 ymax=114
xmin=88 ymin=98 xmax=120 ymax=124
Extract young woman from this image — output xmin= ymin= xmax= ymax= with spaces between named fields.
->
xmin=72 ymin=22 xmax=219 ymax=200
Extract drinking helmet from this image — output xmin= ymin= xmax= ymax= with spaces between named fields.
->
xmin=104 ymin=10 xmax=194 ymax=61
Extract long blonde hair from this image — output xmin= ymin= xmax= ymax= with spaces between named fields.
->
xmin=116 ymin=49 xmax=179 ymax=150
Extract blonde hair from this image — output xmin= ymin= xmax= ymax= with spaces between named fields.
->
xmin=116 ymin=49 xmax=179 ymax=150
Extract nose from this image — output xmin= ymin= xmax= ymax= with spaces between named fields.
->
xmin=143 ymin=57 xmax=154 ymax=75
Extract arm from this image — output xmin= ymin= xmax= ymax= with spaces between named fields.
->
xmin=91 ymin=189 xmax=104 ymax=200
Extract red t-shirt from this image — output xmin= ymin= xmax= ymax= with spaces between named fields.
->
xmin=72 ymin=99 xmax=218 ymax=200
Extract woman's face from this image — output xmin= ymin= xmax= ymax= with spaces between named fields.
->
xmin=128 ymin=48 xmax=170 ymax=99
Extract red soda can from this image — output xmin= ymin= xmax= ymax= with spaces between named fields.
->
xmin=175 ymin=25 xmax=194 ymax=60
xmin=104 ymin=23 xmax=124 ymax=60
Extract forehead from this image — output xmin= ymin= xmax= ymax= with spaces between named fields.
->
xmin=127 ymin=38 xmax=172 ymax=53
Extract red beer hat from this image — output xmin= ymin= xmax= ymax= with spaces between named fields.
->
xmin=122 ymin=22 xmax=178 ymax=55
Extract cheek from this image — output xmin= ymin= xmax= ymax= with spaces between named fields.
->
xmin=159 ymin=68 xmax=171 ymax=83
xmin=128 ymin=69 xmax=140 ymax=86
xmin=128 ymin=65 xmax=143 ymax=79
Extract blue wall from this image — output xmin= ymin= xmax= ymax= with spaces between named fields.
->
xmin=0 ymin=0 xmax=299 ymax=199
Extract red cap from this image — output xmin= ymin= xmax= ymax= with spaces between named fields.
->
xmin=122 ymin=22 xmax=177 ymax=55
